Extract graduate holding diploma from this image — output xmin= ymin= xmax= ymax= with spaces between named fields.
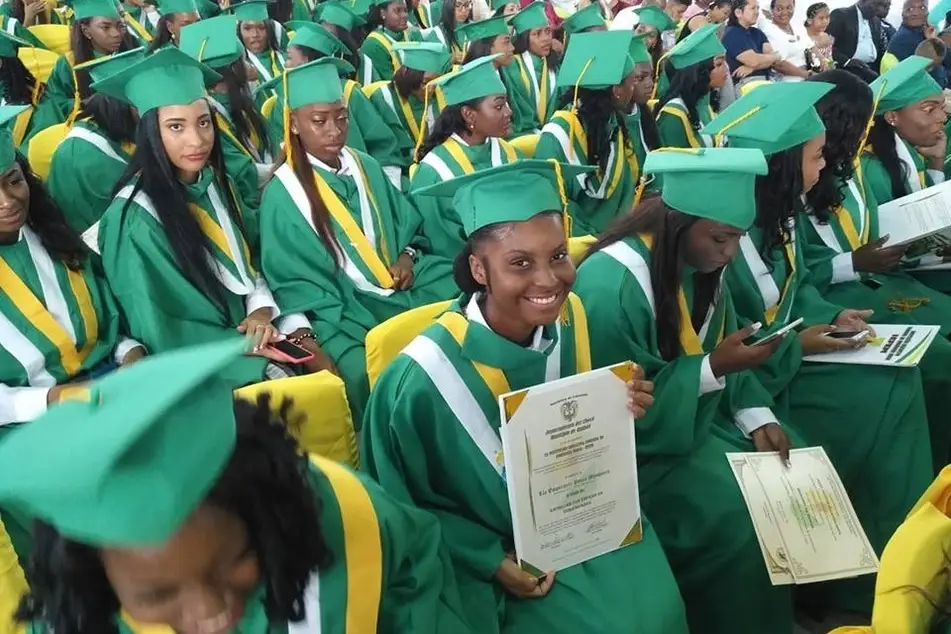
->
xmin=362 ymin=159 xmax=689 ymax=634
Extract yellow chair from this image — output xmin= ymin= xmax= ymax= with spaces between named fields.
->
xmin=0 ymin=518 xmax=27 ymax=634
xmin=509 ymin=133 xmax=539 ymax=158
xmin=234 ymin=371 xmax=359 ymax=468
xmin=568 ymin=235 xmax=596 ymax=264
xmin=27 ymin=122 xmax=70 ymax=181
xmin=26 ymin=24 xmax=71 ymax=56
xmin=365 ymin=300 xmax=452 ymax=389
xmin=260 ymin=93 xmax=278 ymax=120
xmin=829 ymin=466 xmax=951 ymax=634
xmin=17 ymin=46 xmax=62 ymax=84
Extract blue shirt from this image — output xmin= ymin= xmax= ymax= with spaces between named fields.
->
xmin=722 ymin=24 xmax=770 ymax=78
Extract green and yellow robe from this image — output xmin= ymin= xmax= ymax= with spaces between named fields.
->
xmin=408 ymin=0 xmax=440 ymax=28
xmin=422 ymin=23 xmax=467 ymax=64
xmin=0 ymin=13 xmax=48 ymax=49
xmin=500 ymin=50 xmax=556 ymax=134
xmin=22 ymin=457 xmax=474 ymax=634
xmin=359 ymin=26 xmax=420 ymax=84
xmin=122 ymin=4 xmax=160 ymax=39
xmin=364 ymin=78 xmax=439 ymax=170
xmin=574 ymin=233 xmax=795 ymax=633
xmin=535 ymin=110 xmax=637 ymax=236
xmin=41 ymin=52 xmax=102 ymax=123
xmin=258 ymin=148 xmax=457 ymax=424
xmin=655 ymin=93 xmax=716 ymax=149
xmin=362 ymin=292 xmax=689 ymax=634
xmin=98 ymin=168 xmax=279 ymax=386
xmin=409 ymin=134 xmax=521 ymax=259
xmin=248 ymin=46 xmax=287 ymax=109
xmin=0 ymin=78 xmax=59 ymax=150
xmin=725 ymin=222 xmax=934 ymax=611
xmin=47 ymin=118 xmax=132 ymax=237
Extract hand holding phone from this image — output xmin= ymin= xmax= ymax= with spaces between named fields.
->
xmin=710 ymin=322 xmax=783 ymax=377
xmin=265 ymin=340 xmax=316 ymax=364
xmin=749 ymin=318 xmax=804 ymax=347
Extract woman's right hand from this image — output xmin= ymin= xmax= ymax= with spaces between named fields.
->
xmin=709 ymin=324 xmax=782 ymax=377
xmin=797 ymin=324 xmax=867 ymax=356
xmin=851 ymin=235 xmax=907 ymax=273
xmin=495 ymin=555 xmax=555 ymax=599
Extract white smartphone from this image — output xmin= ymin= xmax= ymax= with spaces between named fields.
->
xmin=823 ymin=329 xmax=870 ymax=342
xmin=750 ymin=317 xmax=805 ymax=347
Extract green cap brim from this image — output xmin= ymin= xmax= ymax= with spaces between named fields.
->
xmin=871 ymin=54 xmax=944 ymax=114
xmin=287 ymin=21 xmax=345 ymax=55
xmin=315 ymin=0 xmax=365 ymax=28
xmin=0 ymin=105 xmax=28 ymax=169
xmin=156 ymin=0 xmax=199 ymax=14
xmin=76 ymin=47 xmax=148 ymax=83
xmin=563 ymin=4 xmax=605 ymax=34
xmin=455 ymin=15 xmax=509 ymax=42
xmin=556 ymin=30 xmax=635 ymax=90
xmin=179 ymin=15 xmax=244 ymax=69
xmin=231 ymin=0 xmax=269 ymax=21
xmin=73 ymin=0 xmax=121 ymax=20
xmin=633 ymin=5 xmax=675 ymax=31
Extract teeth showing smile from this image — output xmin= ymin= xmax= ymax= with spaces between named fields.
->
xmin=526 ymin=294 xmax=559 ymax=305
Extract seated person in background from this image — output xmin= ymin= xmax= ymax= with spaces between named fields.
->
xmin=827 ymin=0 xmax=891 ymax=82
xmin=722 ymin=0 xmax=781 ymax=86
xmin=887 ymin=0 xmax=951 ymax=87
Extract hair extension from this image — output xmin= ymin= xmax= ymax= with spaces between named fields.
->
xmin=16 ymin=395 xmax=333 ymax=634
xmin=512 ymin=28 xmax=531 ymax=54
xmin=559 ymin=86 xmax=631 ymax=177
xmin=217 ymin=60 xmax=269 ymax=155
xmin=0 ymin=55 xmax=38 ymax=105
xmin=392 ymin=64 xmax=425 ymax=98
xmin=415 ymin=98 xmax=484 ymax=162
xmin=867 ymin=114 xmax=909 ymax=201
xmin=79 ymin=93 xmax=138 ymax=145
xmin=284 ymin=132 xmax=341 ymax=266
xmin=657 ymin=58 xmax=716 ymax=128
xmin=754 ymin=146 xmax=803 ymax=264
xmin=19 ymin=154 xmax=87 ymax=269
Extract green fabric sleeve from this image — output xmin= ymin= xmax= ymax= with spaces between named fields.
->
xmin=349 ymin=87 xmax=406 ymax=168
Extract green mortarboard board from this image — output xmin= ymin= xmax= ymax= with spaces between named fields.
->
xmin=929 ymin=0 xmax=951 ymax=26
xmin=231 ymin=0 xmax=269 ymax=21
xmin=369 ymin=0 xmax=404 ymax=7
xmin=0 ymin=105 xmax=27 ymax=169
xmin=179 ymin=15 xmax=243 ymax=69
xmin=0 ymin=339 xmax=247 ymax=547
xmin=156 ymin=0 xmax=199 ymax=14
xmin=701 ymin=81 xmax=832 ymax=156
xmin=455 ymin=15 xmax=509 ymax=42
xmin=556 ymin=31 xmax=635 ymax=90
xmin=413 ymin=159 xmax=594 ymax=236
xmin=73 ymin=0 xmax=121 ymax=20
xmin=90 ymin=45 xmax=221 ymax=113
xmin=75 ymin=47 xmax=147 ymax=84
xmin=563 ymin=4 xmax=605 ymax=34
xmin=0 ymin=30 xmax=30 ymax=59
xmin=629 ymin=32 xmax=650 ymax=64
xmin=431 ymin=53 xmax=505 ymax=105
xmin=644 ymin=147 xmax=767 ymax=230
xmin=511 ymin=1 xmax=548 ymax=34
xmin=315 ymin=1 xmax=365 ymax=29
xmin=666 ymin=23 xmax=724 ymax=69
xmin=286 ymin=57 xmax=354 ymax=109
xmin=633 ymin=5 xmax=675 ymax=31
xmin=287 ymin=21 xmax=345 ymax=55
xmin=490 ymin=0 xmax=517 ymax=10
xmin=870 ymin=55 xmax=943 ymax=114
xmin=394 ymin=41 xmax=450 ymax=73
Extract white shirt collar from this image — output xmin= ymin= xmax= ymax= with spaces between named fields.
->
xmin=450 ymin=133 xmax=470 ymax=147
xmin=308 ymin=151 xmax=353 ymax=176
xmin=465 ymin=293 xmax=551 ymax=352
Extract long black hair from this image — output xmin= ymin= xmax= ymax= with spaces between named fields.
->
xmin=866 ymin=114 xmax=909 ymax=201
xmin=806 ymin=69 xmax=873 ymax=221
xmin=283 ymin=126 xmax=342 ymax=266
xmin=216 ymin=60 xmax=269 ymax=155
xmin=559 ymin=86 xmax=631 ymax=176
xmin=111 ymin=107 xmax=246 ymax=313
xmin=319 ymin=22 xmax=362 ymax=65
xmin=267 ymin=0 xmax=293 ymax=24
xmin=416 ymin=97 xmax=486 ymax=162
xmin=755 ymin=145 xmax=803 ymax=263
xmin=463 ymin=34 xmax=495 ymax=62
xmin=392 ymin=64 xmax=425 ymax=98
xmin=438 ymin=0 xmax=467 ymax=48
xmin=17 ymin=153 xmax=87 ymax=269
xmin=585 ymin=196 xmax=719 ymax=361
xmin=16 ymin=395 xmax=333 ymax=634
xmin=146 ymin=14 xmax=174 ymax=52
xmin=0 ymin=55 xmax=39 ymax=105
xmin=78 ymin=93 xmax=138 ymax=146
xmin=657 ymin=58 xmax=717 ymax=129
xmin=71 ymin=19 xmax=137 ymax=100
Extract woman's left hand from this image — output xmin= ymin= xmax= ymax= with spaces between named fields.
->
xmin=833 ymin=309 xmax=875 ymax=337
xmin=625 ymin=364 xmax=654 ymax=419
xmin=237 ymin=308 xmax=281 ymax=354
xmin=120 ymin=346 xmax=147 ymax=367
xmin=388 ymin=253 xmax=416 ymax=290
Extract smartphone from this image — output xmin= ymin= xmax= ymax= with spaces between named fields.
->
xmin=825 ymin=330 xmax=869 ymax=342
xmin=750 ymin=317 xmax=804 ymax=347
xmin=266 ymin=340 xmax=315 ymax=364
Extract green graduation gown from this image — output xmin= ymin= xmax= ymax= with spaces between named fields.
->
xmin=98 ymin=168 xmax=276 ymax=386
xmin=725 ymin=222 xmax=934 ymax=611
xmin=358 ymin=26 xmax=420 ymax=84
xmin=574 ymin=234 xmax=795 ymax=634
xmin=655 ymin=93 xmax=716 ymax=149
xmin=248 ymin=47 xmax=287 ymax=109
xmin=0 ymin=14 xmax=48 ymax=49
xmin=500 ymin=50 xmax=557 ymax=134
xmin=258 ymin=148 xmax=457 ymax=425
xmin=47 ymin=118 xmax=132 ymax=236
xmin=41 ymin=53 xmax=99 ymax=123
xmin=408 ymin=0 xmax=440 ymax=29
xmin=409 ymin=134 xmax=521 ymax=259
xmin=24 ymin=458 xmax=474 ymax=634
xmin=363 ymin=79 xmax=435 ymax=169
xmin=361 ymin=292 xmax=689 ymax=634
xmin=535 ymin=110 xmax=637 ymax=236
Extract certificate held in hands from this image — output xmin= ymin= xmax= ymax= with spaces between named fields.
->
xmin=499 ymin=361 xmax=641 ymax=576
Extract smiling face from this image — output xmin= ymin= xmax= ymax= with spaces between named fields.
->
xmin=290 ymin=100 xmax=348 ymax=163
xmin=806 ymin=5 xmax=830 ymax=31
xmin=239 ymin=20 xmax=269 ymax=53
xmin=82 ymin=17 xmax=126 ymax=53
xmin=158 ymin=99 xmax=215 ymax=178
xmin=902 ymin=0 xmax=927 ymax=28
xmin=471 ymin=213 xmax=575 ymax=330
xmin=771 ymin=0 xmax=794 ymax=26
xmin=682 ymin=218 xmax=744 ymax=273
xmin=888 ymin=94 xmax=947 ymax=147
xmin=0 ymin=162 xmax=29 ymax=241
xmin=102 ymin=505 xmax=260 ymax=634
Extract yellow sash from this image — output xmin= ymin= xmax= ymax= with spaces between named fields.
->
xmin=396 ymin=88 xmax=423 ymax=144
xmin=516 ymin=54 xmax=549 ymax=122
xmin=834 ymin=163 xmax=870 ymax=250
xmin=0 ymin=255 xmax=98 ymax=377
xmin=367 ymin=30 xmax=401 ymax=73
xmin=343 ymin=79 xmax=357 ymax=105
xmin=658 ymin=104 xmax=702 ymax=149
xmin=189 ymin=202 xmax=256 ymax=277
xmin=552 ymin=110 xmax=587 ymax=162
xmin=122 ymin=12 xmax=152 ymax=42
xmin=764 ymin=237 xmax=796 ymax=325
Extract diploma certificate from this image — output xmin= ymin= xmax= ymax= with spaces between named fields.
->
xmin=727 ymin=447 xmax=879 ymax=586
xmin=499 ymin=362 xmax=641 ymax=575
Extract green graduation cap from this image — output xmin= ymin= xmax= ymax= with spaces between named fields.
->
xmin=629 ymin=32 xmax=650 ymax=64
xmin=490 ymin=0 xmax=518 ymax=10
xmin=75 ymin=47 xmax=147 ymax=84
xmin=179 ymin=15 xmax=244 ymax=69
xmin=870 ymin=55 xmax=943 ymax=114
xmin=0 ymin=105 xmax=27 ymax=169
xmin=644 ymin=147 xmax=768 ymax=230
xmin=431 ymin=53 xmax=505 ymax=105
xmin=556 ymin=30 xmax=635 ymax=90
xmin=511 ymin=1 xmax=548 ymax=34
xmin=0 ymin=30 xmax=30 ymax=59
xmin=413 ymin=159 xmax=594 ymax=236
xmin=287 ymin=21 xmax=345 ymax=55
xmin=231 ymin=0 xmax=269 ymax=21
xmin=666 ymin=23 xmax=724 ymax=69
xmin=0 ymin=339 xmax=247 ymax=547
xmin=456 ymin=15 xmax=509 ymax=42
xmin=563 ymin=4 xmax=605 ymax=35
xmin=315 ymin=1 xmax=365 ymax=30
xmin=90 ymin=45 xmax=221 ymax=113
xmin=285 ymin=57 xmax=354 ymax=109
xmin=156 ymin=0 xmax=199 ymax=14
xmin=394 ymin=41 xmax=450 ymax=73
xmin=701 ymin=81 xmax=832 ymax=156
xmin=73 ymin=0 xmax=121 ymax=20
xmin=633 ymin=5 xmax=675 ymax=31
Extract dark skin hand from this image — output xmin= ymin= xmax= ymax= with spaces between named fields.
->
xmin=389 ymin=253 xmax=415 ymax=290
xmin=852 ymin=235 xmax=908 ymax=273
xmin=709 ymin=323 xmax=783 ymax=377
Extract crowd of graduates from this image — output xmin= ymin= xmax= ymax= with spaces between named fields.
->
xmin=0 ymin=0 xmax=950 ymax=631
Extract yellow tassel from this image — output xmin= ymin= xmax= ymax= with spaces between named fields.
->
xmin=197 ymin=37 xmax=209 ymax=63
xmin=633 ymin=176 xmax=649 ymax=207
xmin=708 ymin=104 xmax=762 ymax=147
xmin=282 ymin=69 xmax=293 ymax=171
xmin=67 ymin=65 xmax=80 ymax=126
xmin=854 ymin=80 xmax=887 ymax=170
xmin=887 ymin=297 xmax=930 ymax=313
xmin=649 ymin=50 xmax=673 ymax=101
